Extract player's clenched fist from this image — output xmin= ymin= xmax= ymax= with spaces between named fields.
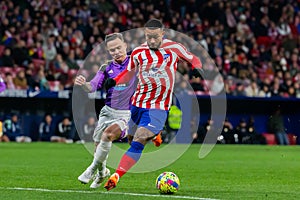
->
xmin=74 ymin=75 xmax=86 ymax=86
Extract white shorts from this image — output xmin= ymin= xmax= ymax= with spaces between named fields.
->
xmin=93 ymin=105 xmax=131 ymax=142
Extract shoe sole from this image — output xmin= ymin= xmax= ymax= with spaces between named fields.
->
xmin=78 ymin=174 xmax=92 ymax=184
xmin=104 ymin=179 xmax=116 ymax=191
xmin=152 ymin=133 xmax=162 ymax=147
xmin=90 ymin=170 xmax=111 ymax=188
xmin=78 ymin=179 xmax=89 ymax=184
xmin=152 ymin=139 xmax=162 ymax=147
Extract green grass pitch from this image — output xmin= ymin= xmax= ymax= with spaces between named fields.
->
xmin=0 ymin=142 xmax=299 ymax=200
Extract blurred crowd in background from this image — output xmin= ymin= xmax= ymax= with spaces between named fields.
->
xmin=0 ymin=0 xmax=300 ymax=98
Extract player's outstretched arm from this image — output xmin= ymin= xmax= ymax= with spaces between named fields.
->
xmin=164 ymin=40 xmax=202 ymax=70
xmin=74 ymin=75 xmax=93 ymax=92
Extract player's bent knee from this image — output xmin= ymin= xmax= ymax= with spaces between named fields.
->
xmin=102 ymin=130 xmax=121 ymax=141
xmin=102 ymin=132 xmax=114 ymax=141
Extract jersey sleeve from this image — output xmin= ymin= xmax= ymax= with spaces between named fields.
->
xmin=164 ymin=41 xmax=202 ymax=69
xmin=127 ymin=49 xmax=140 ymax=71
xmin=89 ymin=63 xmax=108 ymax=91
xmin=114 ymin=49 xmax=140 ymax=84
xmin=114 ymin=68 xmax=135 ymax=84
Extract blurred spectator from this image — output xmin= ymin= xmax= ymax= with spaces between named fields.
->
xmin=235 ymin=118 xmax=252 ymax=144
xmin=3 ymin=72 xmax=15 ymax=90
xmin=36 ymin=69 xmax=49 ymax=91
xmin=282 ymin=33 xmax=297 ymax=55
xmin=81 ymin=115 xmax=96 ymax=142
xmin=42 ymin=34 xmax=57 ymax=70
xmin=54 ymin=54 xmax=69 ymax=73
xmin=13 ymin=69 xmax=28 ymax=90
xmin=247 ymin=116 xmax=266 ymax=144
xmin=268 ymin=21 xmax=279 ymax=44
xmin=0 ymin=47 xmax=14 ymax=67
xmin=0 ymin=119 xmax=4 ymax=141
xmin=0 ymin=74 xmax=6 ymax=92
xmin=87 ymin=64 xmax=100 ymax=81
xmin=66 ymin=49 xmax=80 ymax=70
xmin=210 ymin=74 xmax=225 ymax=95
xmin=191 ymin=116 xmax=200 ymax=144
xmin=236 ymin=14 xmax=253 ymax=41
xmin=276 ymin=16 xmax=291 ymax=38
xmin=270 ymin=77 xmax=282 ymax=97
xmin=267 ymin=107 xmax=289 ymax=145
xmin=219 ymin=118 xmax=236 ymax=144
xmin=245 ymin=81 xmax=260 ymax=97
xmin=196 ymin=118 xmax=214 ymax=144
xmin=225 ymin=6 xmax=237 ymax=34
xmin=51 ymin=116 xmax=73 ymax=143
xmin=0 ymin=0 xmax=298 ymax=100
xmin=11 ymin=40 xmax=31 ymax=67
xmin=232 ymin=83 xmax=246 ymax=96
xmin=258 ymin=83 xmax=272 ymax=97
xmin=31 ymin=41 xmax=44 ymax=59
xmin=39 ymin=114 xmax=56 ymax=141
xmin=164 ymin=104 xmax=182 ymax=143
xmin=2 ymin=113 xmax=31 ymax=142
xmin=25 ymin=67 xmax=39 ymax=90
xmin=197 ymin=33 xmax=208 ymax=51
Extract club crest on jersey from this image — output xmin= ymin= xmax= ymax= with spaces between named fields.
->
xmin=108 ymin=69 xmax=114 ymax=74
xmin=163 ymin=54 xmax=170 ymax=62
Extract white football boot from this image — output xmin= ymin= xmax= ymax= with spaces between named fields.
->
xmin=90 ymin=168 xmax=111 ymax=189
xmin=78 ymin=167 xmax=96 ymax=184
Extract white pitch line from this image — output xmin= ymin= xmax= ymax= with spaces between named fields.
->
xmin=0 ymin=187 xmax=219 ymax=200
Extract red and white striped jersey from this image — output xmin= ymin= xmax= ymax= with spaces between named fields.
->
xmin=121 ymin=39 xmax=202 ymax=110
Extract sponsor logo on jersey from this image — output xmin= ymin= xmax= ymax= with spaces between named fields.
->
xmin=114 ymin=83 xmax=128 ymax=91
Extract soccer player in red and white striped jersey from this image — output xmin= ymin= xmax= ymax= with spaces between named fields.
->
xmin=126 ymin=38 xmax=202 ymax=110
xmin=104 ymin=19 xmax=203 ymax=191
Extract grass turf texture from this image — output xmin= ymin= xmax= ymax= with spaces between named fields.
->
xmin=0 ymin=143 xmax=299 ymax=200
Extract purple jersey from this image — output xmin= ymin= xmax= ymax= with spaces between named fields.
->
xmin=89 ymin=56 xmax=136 ymax=110
xmin=0 ymin=76 xmax=6 ymax=93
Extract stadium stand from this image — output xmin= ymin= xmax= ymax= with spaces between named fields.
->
xmin=0 ymin=0 xmax=299 ymax=144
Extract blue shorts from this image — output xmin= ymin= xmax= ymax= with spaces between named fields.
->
xmin=128 ymin=105 xmax=168 ymax=135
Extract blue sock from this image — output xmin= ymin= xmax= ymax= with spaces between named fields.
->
xmin=116 ymin=141 xmax=145 ymax=177
xmin=126 ymin=141 xmax=144 ymax=161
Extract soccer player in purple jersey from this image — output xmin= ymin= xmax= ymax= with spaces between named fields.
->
xmin=75 ymin=33 xmax=136 ymax=188
xmin=0 ymin=75 xmax=6 ymax=93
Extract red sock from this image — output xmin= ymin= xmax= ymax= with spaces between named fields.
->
xmin=115 ymin=141 xmax=144 ymax=178
xmin=116 ymin=154 xmax=137 ymax=178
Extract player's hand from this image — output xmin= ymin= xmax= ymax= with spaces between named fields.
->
xmin=192 ymin=68 xmax=204 ymax=78
xmin=74 ymin=75 xmax=86 ymax=86
xmin=104 ymin=78 xmax=116 ymax=90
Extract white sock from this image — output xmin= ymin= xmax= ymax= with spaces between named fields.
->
xmin=90 ymin=141 xmax=112 ymax=171
xmin=101 ymin=159 xmax=107 ymax=174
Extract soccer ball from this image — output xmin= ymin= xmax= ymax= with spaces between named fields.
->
xmin=155 ymin=172 xmax=180 ymax=194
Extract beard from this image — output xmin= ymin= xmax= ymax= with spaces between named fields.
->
xmin=148 ymin=41 xmax=161 ymax=50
